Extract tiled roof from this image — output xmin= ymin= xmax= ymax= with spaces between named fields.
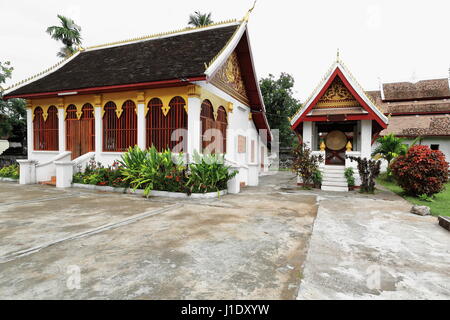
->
xmin=382 ymin=78 xmax=450 ymax=101
xmin=5 ymin=23 xmax=240 ymax=96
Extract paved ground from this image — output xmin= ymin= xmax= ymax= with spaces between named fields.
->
xmin=0 ymin=174 xmax=317 ymax=299
xmin=295 ymin=187 xmax=450 ymax=300
xmin=1 ymin=173 xmax=449 ymax=300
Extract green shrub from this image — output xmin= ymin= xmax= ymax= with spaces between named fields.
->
xmin=312 ymin=170 xmax=322 ymax=188
xmin=187 ymin=152 xmax=238 ymax=194
xmin=120 ymin=146 xmax=186 ymax=196
xmin=73 ymin=157 xmax=128 ymax=188
xmin=344 ymin=167 xmax=355 ymax=187
xmin=347 ymin=156 xmax=381 ymax=193
xmin=0 ymin=164 xmax=19 ymax=179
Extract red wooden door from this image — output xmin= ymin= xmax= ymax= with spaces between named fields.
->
xmin=66 ymin=117 xmax=94 ymax=160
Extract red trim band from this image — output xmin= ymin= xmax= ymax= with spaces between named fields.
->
xmin=4 ymin=77 xmax=207 ymax=99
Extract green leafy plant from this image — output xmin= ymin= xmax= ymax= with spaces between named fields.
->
xmin=0 ymin=164 xmax=19 ymax=179
xmin=391 ymin=145 xmax=448 ymax=196
xmin=120 ymin=146 xmax=186 ymax=197
xmin=418 ymin=194 xmax=435 ymax=202
xmin=347 ymin=156 xmax=381 ymax=193
xmin=291 ymin=144 xmax=324 ymax=187
xmin=312 ymin=170 xmax=322 ymax=188
xmin=344 ymin=167 xmax=355 ymax=188
xmin=187 ymin=152 xmax=238 ymax=194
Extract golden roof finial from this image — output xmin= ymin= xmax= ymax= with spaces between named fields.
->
xmin=336 ymin=48 xmax=340 ymax=62
xmin=244 ymin=0 xmax=257 ymax=22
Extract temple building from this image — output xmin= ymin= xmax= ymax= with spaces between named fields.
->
xmin=291 ymin=55 xmax=449 ymax=192
xmin=2 ymin=17 xmax=271 ymax=192
xmin=290 ymin=57 xmax=390 ymax=191
xmin=367 ymin=78 xmax=450 ymax=162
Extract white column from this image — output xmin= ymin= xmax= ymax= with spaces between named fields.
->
xmin=94 ymin=106 xmax=102 ymax=156
xmin=57 ymin=107 xmax=65 ymax=152
xmin=360 ymin=120 xmax=372 ymax=159
xmin=26 ymin=108 xmax=33 ymax=158
xmin=137 ymin=103 xmax=146 ymax=150
xmin=187 ymin=96 xmax=201 ymax=158
xmin=303 ymin=121 xmax=313 ymax=148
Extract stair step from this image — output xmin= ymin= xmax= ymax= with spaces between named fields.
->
xmin=322 ymin=181 xmax=348 ymax=187
xmin=323 ymin=177 xmax=347 ymax=183
xmin=39 ymin=176 xmax=57 ymax=186
xmin=322 ymin=185 xmax=349 ymax=192
xmin=323 ymin=172 xmax=345 ymax=178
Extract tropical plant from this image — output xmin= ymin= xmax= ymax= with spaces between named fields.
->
xmin=187 ymin=152 xmax=238 ymax=194
xmin=391 ymin=145 xmax=448 ymax=196
xmin=344 ymin=167 xmax=355 ymax=188
xmin=120 ymin=146 xmax=186 ymax=196
xmin=291 ymin=144 xmax=324 ymax=187
xmin=188 ymin=11 xmax=213 ymax=27
xmin=46 ymin=15 xmax=82 ymax=58
xmin=0 ymin=164 xmax=19 ymax=179
xmin=347 ymin=156 xmax=381 ymax=193
xmin=372 ymin=134 xmax=423 ymax=178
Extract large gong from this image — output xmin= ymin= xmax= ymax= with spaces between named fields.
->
xmin=325 ymin=130 xmax=348 ymax=151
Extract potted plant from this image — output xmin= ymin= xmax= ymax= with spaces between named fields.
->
xmin=312 ymin=169 xmax=323 ymax=189
xmin=344 ymin=167 xmax=355 ymax=191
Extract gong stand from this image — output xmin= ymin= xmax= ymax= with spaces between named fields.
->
xmin=325 ymin=148 xmax=346 ymax=165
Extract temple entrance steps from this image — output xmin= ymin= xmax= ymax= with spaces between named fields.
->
xmin=39 ymin=176 xmax=57 ymax=187
xmin=321 ymin=166 xmax=348 ymax=192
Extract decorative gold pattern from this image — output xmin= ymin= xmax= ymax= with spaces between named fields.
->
xmin=316 ymin=77 xmax=360 ymax=109
xmin=211 ymin=51 xmax=249 ymax=105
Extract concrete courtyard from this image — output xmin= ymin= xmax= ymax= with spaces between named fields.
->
xmin=0 ymin=174 xmax=317 ymax=299
xmin=0 ymin=172 xmax=449 ymax=300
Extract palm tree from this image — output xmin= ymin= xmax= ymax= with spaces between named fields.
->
xmin=46 ymin=15 xmax=82 ymax=58
xmin=372 ymin=134 xmax=409 ymax=166
xmin=188 ymin=11 xmax=213 ymax=27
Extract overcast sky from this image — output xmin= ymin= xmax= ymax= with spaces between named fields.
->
xmin=1 ymin=0 xmax=449 ymax=101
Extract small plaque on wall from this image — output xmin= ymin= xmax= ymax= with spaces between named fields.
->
xmin=238 ymin=135 xmax=247 ymax=153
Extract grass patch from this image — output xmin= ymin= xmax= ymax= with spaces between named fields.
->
xmin=377 ymin=173 xmax=450 ymax=217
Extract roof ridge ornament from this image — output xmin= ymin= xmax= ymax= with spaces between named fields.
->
xmin=243 ymin=0 xmax=257 ymax=22
xmin=336 ymin=48 xmax=340 ymax=62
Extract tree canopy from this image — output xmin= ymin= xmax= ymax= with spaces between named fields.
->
xmin=188 ymin=11 xmax=213 ymax=27
xmin=0 ymin=61 xmax=26 ymax=140
xmin=259 ymin=73 xmax=301 ymax=148
xmin=46 ymin=15 xmax=82 ymax=58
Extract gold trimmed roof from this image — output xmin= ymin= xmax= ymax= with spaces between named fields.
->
xmin=4 ymin=19 xmax=241 ymax=93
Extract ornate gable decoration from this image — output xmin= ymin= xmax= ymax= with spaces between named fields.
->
xmin=315 ymin=77 xmax=361 ymax=109
xmin=211 ymin=51 xmax=250 ymax=105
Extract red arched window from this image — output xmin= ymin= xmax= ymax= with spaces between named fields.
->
xmin=103 ymin=100 xmax=137 ymax=152
xmin=65 ymin=104 xmax=77 ymax=154
xmin=216 ymin=106 xmax=228 ymax=154
xmin=34 ymin=106 xmax=58 ymax=151
xmin=146 ymin=96 xmax=187 ymax=152
xmin=200 ymin=100 xmax=215 ymax=153
xmin=81 ymin=104 xmax=95 ymax=153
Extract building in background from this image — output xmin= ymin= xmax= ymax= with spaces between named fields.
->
xmin=2 ymin=17 xmax=271 ymax=192
xmin=367 ymin=78 xmax=450 ymax=162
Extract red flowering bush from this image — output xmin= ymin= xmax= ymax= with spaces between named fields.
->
xmin=391 ymin=145 xmax=448 ymax=196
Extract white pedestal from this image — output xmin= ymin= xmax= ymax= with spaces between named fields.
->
xmin=55 ymin=161 xmax=74 ymax=188
xmin=17 ymin=160 xmax=37 ymax=185
xmin=227 ymin=166 xmax=241 ymax=194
